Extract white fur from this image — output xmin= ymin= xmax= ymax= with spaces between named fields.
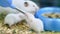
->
xmin=12 ymin=0 xmax=39 ymax=15
xmin=25 ymin=13 xmax=44 ymax=34
xmin=4 ymin=13 xmax=25 ymax=26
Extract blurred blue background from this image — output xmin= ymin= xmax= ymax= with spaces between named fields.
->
xmin=32 ymin=0 xmax=60 ymax=8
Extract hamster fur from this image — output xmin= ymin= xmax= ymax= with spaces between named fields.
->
xmin=25 ymin=13 xmax=44 ymax=34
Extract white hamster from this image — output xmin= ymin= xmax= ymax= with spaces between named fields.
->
xmin=12 ymin=0 xmax=39 ymax=15
xmin=4 ymin=13 xmax=25 ymax=27
xmin=25 ymin=13 xmax=44 ymax=34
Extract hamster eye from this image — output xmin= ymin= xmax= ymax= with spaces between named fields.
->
xmin=24 ymin=2 xmax=28 ymax=7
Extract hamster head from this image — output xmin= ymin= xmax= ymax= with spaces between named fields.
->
xmin=23 ymin=1 xmax=39 ymax=14
xmin=12 ymin=0 xmax=39 ymax=15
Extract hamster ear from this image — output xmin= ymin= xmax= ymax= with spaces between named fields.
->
xmin=24 ymin=2 xmax=29 ymax=7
